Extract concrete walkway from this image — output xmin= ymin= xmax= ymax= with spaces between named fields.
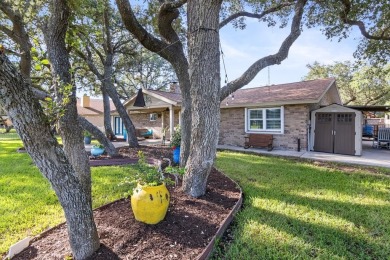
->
xmin=218 ymin=141 xmax=390 ymax=169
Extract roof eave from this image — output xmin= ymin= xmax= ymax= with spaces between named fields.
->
xmin=220 ymin=99 xmax=320 ymax=108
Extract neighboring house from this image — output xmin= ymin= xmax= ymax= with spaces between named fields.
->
xmin=123 ymin=78 xmax=353 ymax=153
xmin=77 ymin=95 xmax=116 ymax=133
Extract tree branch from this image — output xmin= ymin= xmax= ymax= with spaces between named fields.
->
xmin=339 ymin=0 xmax=390 ymax=41
xmin=343 ymin=96 xmax=356 ymax=105
xmin=74 ymin=48 xmax=103 ymax=80
xmin=77 ymin=31 xmax=106 ymax=65
xmin=103 ymin=3 xmax=114 ymax=55
xmin=0 ymin=24 xmax=17 ymax=42
xmin=219 ymin=2 xmax=294 ymax=28
xmin=220 ymin=0 xmax=307 ymax=100
xmin=0 ymin=45 xmax=22 ymax=56
xmin=157 ymin=0 xmax=183 ymax=47
xmin=0 ymin=0 xmax=32 ymax=80
xmin=161 ymin=0 xmax=187 ymax=10
xmin=115 ymin=0 xmax=172 ymax=61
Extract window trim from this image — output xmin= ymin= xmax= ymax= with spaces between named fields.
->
xmin=245 ymin=106 xmax=284 ymax=134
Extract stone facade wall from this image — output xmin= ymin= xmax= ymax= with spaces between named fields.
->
xmin=219 ymin=108 xmax=246 ymax=146
xmin=274 ymin=105 xmax=310 ymax=150
xmin=130 ymin=111 xmax=180 ymax=139
xmin=219 ymin=105 xmax=311 ymax=151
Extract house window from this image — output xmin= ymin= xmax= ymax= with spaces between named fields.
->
xmin=246 ymin=107 xmax=284 ymax=133
xmin=150 ymin=113 xmax=158 ymax=121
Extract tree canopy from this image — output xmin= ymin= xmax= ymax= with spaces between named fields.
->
xmin=305 ymin=61 xmax=390 ymax=105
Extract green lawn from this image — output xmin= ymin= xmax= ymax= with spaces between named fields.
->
xmin=2 ymin=135 xmax=390 ymax=259
xmin=0 ymin=129 xmax=19 ymax=140
xmin=0 ymin=139 xmax=134 ymax=255
xmin=215 ymin=151 xmax=390 ymax=259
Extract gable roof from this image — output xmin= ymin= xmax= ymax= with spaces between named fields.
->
xmin=146 ymin=89 xmax=182 ymax=103
xmin=221 ymin=78 xmax=337 ymax=107
xmin=124 ymin=78 xmax=339 ymax=109
xmin=77 ymin=97 xmax=115 ymax=116
xmin=123 ymin=88 xmax=182 ymax=108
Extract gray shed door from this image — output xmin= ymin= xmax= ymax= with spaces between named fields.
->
xmin=314 ymin=113 xmax=334 ymax=153
xmin=314 ymin=112 xmax=355 ymax=155
xmin=334 ymin=113 xmax=355 ymax=155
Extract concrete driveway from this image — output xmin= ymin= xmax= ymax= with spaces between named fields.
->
xmin=218 ymin=140 xmax=390 ymax=169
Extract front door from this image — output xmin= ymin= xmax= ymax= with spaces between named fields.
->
xmin=114 ymin=117 xmax=123 ymax=135
xmin=314 ymin=112 xmax=355 ymax=155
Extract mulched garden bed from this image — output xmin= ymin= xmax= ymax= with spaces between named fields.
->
xmin=12 ymin=145 xmax=241 ymax=260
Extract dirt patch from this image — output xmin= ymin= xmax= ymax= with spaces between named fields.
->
xmin=12 ymin=165 xmax=241 ymax=260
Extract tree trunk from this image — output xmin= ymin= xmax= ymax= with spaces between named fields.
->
xmin=78 ymin=116 xmax=117 ymax=156
xmin=103 ymin=53 xmax=139 ymax=147
xmin=41 ymin=0 xmax=100 ymax=257
xmin=44 ymin=0 xmax=92 ymax=200
xmin=105 ymin=83 xmax=139 ymax=147
xmin=101 ymin=87 xmax=116 ymax=139
xmin=0 ymin=54 xmax=99 ymax=260
xmin=175 ymin=71 xmax=191 ymax=167
xmin=182 ymin=0 xmax=222 ymax=197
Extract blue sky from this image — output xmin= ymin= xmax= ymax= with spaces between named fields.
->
xmin=220 ymin=19 xmax=362 ymax=88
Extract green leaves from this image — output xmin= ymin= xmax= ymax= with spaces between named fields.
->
xmin=304 ymin=61 xmax=390 ymax=106
xmin=31 ymin=47 xmax=50 ymax=72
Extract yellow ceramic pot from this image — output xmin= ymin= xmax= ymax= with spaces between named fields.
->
xmin=131 ymin=183 xmax=170 ymax=224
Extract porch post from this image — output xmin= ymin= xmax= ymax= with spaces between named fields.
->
xmin=178 ymin=109 xmax=182 ymax=126
xmin=161 ymin=111 xmax=165 ymax=130
xmin=169 ymin=105 xmax=174 ymax=139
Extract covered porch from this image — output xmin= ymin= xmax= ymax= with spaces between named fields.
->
xmin=122 ymin=88 xmax=182 ymax=141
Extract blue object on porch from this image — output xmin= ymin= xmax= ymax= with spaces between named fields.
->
xmin=173 ymin=146 xmax=180 ymax=164
xmin=141 ymin=129 xmax=153 ymax=137
xmin=123 ymin=129 xmax=127 ymax=140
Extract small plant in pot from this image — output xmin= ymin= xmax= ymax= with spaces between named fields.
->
xmin=91 ymin=143 xmax=105 ymax=156
xmin=170 ymin=125 xmax=181 ymax=164
xmin=84 ymin=131 xmax=92 ymax=144
xmin=121 ymin=151 xmax=173 ymax=224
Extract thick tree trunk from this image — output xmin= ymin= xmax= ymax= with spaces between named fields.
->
xmin=78 ymin=116 xmax=117 ymax=156
xmin=182 ymin=0 xmax=222 ymax=197
xmin=44 ymin=1 xmax=92 ymax=199
xmin=101 ymin=87 xmax=116 ymax=139
xmin=0 ymin=54 xmax=99 ymax=260
xmin=41 ymin=0 xmax=100 ymax=258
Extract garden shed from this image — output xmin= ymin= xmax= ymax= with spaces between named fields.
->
xmin=310 ymin=104 xmax=362 ymax=156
